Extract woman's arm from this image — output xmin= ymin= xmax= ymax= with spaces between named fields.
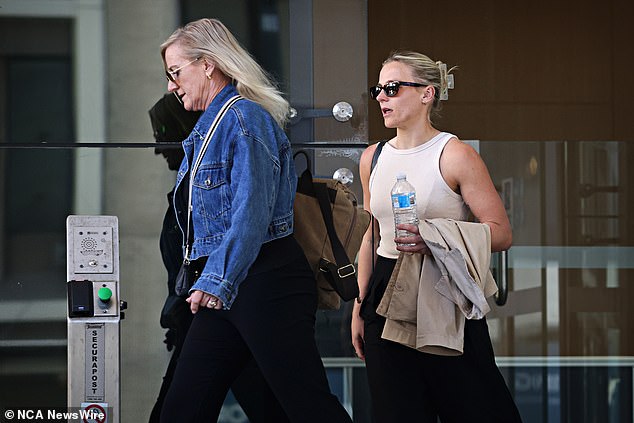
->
xmin=351 ymin=144 xmax=380 ymax=360
xmin=440 ymin=138 xmax=512 ymax=252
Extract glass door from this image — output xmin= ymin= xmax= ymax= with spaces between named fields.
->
xmin=482 ymin=140 xmax=634 ymax=422
xmin=285 ymin=2 xmax=371 ymax=418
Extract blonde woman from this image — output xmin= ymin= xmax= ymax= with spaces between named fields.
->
xmin=158 ymin=18 xmax=352 ymax=423
xmin=352 ymin=51 xmax=523 ymax=422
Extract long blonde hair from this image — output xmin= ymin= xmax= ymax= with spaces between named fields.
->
xmin=383 ymin=50 xmax=456 ymax=119
xmin=161 ymin=18 xmax=289 ymax=127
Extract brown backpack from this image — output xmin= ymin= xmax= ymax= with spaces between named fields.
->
xmin=293 ymin=151 xmax=371 ymax=309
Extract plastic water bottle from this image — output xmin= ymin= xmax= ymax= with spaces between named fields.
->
xmin=391 ymin=172 xmax=418 ymax=246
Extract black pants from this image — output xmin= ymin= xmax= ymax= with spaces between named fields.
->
xmin=149 ymin=302 xmax=192 ymax=423
xmin=160 ymin=250 xmax=352 ymax=423
xmin=362 ymin=256 xmax=523 ymax=423
xmin=149 ymin=308 xmax=287 ymax=423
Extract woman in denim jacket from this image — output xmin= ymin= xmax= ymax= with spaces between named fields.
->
xmin=159 ymin=18 xmax=352 ymax=423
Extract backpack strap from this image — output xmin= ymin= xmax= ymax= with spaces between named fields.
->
xmin=371 ymin=140 xmax=386 ymax=174
xmin=314 ymin=182 xmax=359 ymax=301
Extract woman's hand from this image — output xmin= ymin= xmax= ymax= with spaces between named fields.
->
xmin=351 ymin=308 xmax=366 ymax=361
xmin=187 ymin=290 xmax=223 ymax=313
xmin=394 ymin=223 xmax=430 ymax=255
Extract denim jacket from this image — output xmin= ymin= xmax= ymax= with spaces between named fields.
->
xmin=173 ymin=85 xmax=296 ymax=309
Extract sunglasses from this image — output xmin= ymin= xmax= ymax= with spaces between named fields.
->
xmin=165 ymin=57 xmax=201 ymax=83
xmin=369 ymin=81 xmax=426 ymax=99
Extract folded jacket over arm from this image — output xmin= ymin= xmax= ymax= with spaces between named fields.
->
xmin=376 ymin=218 xmax=499 ymax=356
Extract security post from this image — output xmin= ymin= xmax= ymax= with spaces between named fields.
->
xmin=67 ymin=215 xmax=124 ymax=422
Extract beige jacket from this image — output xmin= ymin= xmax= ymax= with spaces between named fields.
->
xmin=376 ymin=218 xmax=498 ymax=356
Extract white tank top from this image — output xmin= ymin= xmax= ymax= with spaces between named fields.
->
xmin=370 ymin=132 xmax=470 ymax=259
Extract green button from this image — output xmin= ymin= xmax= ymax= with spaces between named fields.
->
xmin=98 ymin=287 xmax=112 ymax=302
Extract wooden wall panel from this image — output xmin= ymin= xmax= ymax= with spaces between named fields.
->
xmin=613 ymin=0 xmax=634 ymax=140
xmin=368 ymin=0 xmax=634 ymax=142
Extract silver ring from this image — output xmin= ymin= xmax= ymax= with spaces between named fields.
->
xmin=207 ymin=300 xmax=217 ymax=308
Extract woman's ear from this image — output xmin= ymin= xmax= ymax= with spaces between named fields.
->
xmin=422 ymin=85 xmax=435 ymax=104
xmin=203 ymin=60 xmax=215 ymax=79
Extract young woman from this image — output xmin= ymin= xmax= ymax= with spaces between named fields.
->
xmin=351 ymin=51 xmax=523 ymax=422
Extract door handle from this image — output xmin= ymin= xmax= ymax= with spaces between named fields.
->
xmin=494 ymin=250 xmax=509 ymax=306
xmin=289 ymin=101 xmax=353 ymax=125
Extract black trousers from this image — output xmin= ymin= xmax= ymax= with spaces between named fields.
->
xmin=160 ymin=249 xmax=352 ymax=423
xmin=149 ymin=303 xmax=192 ymax=423
xmin=361 ymin=256 xmax=523 ymax=423
xmin=149 ymin=308 xmax=288 ymax=423
xmin=151 ymin=198 xmax=289 ymax=423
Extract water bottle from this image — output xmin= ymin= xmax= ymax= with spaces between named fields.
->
xmin=391 ymin=172 xmax=418 ymax=246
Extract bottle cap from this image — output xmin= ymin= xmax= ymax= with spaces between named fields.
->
xmin=396 ymin=172 xmax=406 ymax=180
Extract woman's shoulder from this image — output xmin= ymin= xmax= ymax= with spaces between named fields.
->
xmin=360 ymin=139 xmax=392 ymax=178
xmin=442 ymin=135 xmax=479 ymax=160
xmin=361 ymin=142 xmax=379 ymax=161
xmin=440 ymin=135 xmax=489 ymax=187
xmin=360 ymin=142 xmax=381 ymax=171
xmin=232 ymin=97 xmax=278 ymax=127
xmin=223 ymin=98 xmax=269 ymax=134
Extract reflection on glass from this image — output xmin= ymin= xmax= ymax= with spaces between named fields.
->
xmin=1 ymin=102 xmax=633 ymax=423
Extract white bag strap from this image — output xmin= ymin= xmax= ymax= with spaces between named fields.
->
xmin=184 ymin=94 xmax=243 ymax=261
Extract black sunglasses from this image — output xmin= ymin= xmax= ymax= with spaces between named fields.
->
xmin=369 ymin=81 xmax=426 ymax=99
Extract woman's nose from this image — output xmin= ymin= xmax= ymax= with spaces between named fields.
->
xmin=167 ymin=80 xmax=179 ymax=92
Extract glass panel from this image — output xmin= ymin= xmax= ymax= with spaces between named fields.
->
xmin=0 ymin=18 xmax=73 ymax=409
xmin=481 ymin=140 xmax=634 ymax=423
xmin=0 ymin=144 xmax=371 ymax=421
xmin=2 ymin=142 xmax=631 ymax=422
xmin=293 ymin=145 xmax=364 ymax=358
xmin=4 ymin=57 xmax=74 ymax=302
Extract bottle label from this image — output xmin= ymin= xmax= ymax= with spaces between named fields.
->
xmin=392 ymin=193 xmax=415 ymax=209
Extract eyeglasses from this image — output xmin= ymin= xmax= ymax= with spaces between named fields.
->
xmin=369 ymin=81 xmax=426 ymax=99
xmin=165 ymin=57 xmax=201 ymax=83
